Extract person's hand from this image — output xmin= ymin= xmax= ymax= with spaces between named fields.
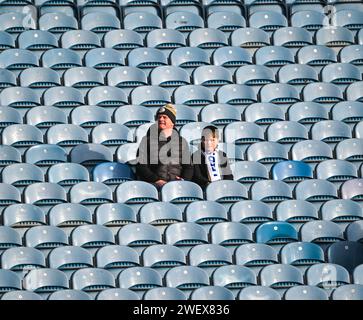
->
xmin=155 ymin=179 xmax=167 ymax=187
xmin=175 ymin=176 xmax=184 ymax=181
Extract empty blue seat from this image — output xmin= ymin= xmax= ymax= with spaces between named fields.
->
xmin=96 ymin=245 xmax=140 ymax=271
xmin=64 ymin=67 xmax=104 ymax=89
xmin=303 ymin=83 xmax=344 ymax=104
xmin=165 ymin=266 xmax=210 ymax=292
xmin=96 ymin=288 xmax=140 ymax=300
xmin=316 ymin=160 xmax=357 ymax=182
xmin=61 ymin=30 xmax=101 ymax=51
xmin=193 ymin=65 xmax=233 ymax=87
xmin=131 ymin=86 xmax=170 ymax=107
xmin=117 ymin=223 xmax=162 ymax=249
xmin=287 ymin=102 xmax=329 ymax=125
xmin=146 ymin=29 xmax=186 ymax=50
xmin=49 ymin=246 xmax=93 ymax=273
xmin=70 ymin=144 xmax=113 ymax=166
xmin=165 ymin=222 xmax=208 ymax=249
xmin=235 ymin=243 xmax=278 ymax=268
xmin=175 ymin=87 xmax=214 ymax=112
xmin=321 ymin=63 xmax=361 ymax=85
xmin=291 ymin=140 xmax=333 ymax=163
xmin=127 ymin=48 xmax=167 ymax=69
xmin=123 ymin=12 xmax=162 ymax=33
xmin=341 ymin=179 xmax=363 ymax=201
xmin=142 ymin=244 xmax=186 ymax=270
xmin=71 ymin=225 xmax=115 ymax=249
xmin=190 ymin=286 xmax=235 ymax=300
xmin=200 ymin=104 xmax=240 ymax=126
xmin=260 ymin=84 xmax=301 ymax=105
xmin=278 ymin=64 xmax=318 ymax=87
xmin=104 ymin=29 xmax=143 ymax=51
xmin=315 ymin=26 xmax=354 ymax=47
xmin=95 ymin=203 xmax=137 ymax=228
xmin=230 ymin=200 xmax=273 ymax=227
xmin=275 ymin=200 xmax=319 ymax=225
xmin=150 ymin=66 xmax=190 ymax=90
xmin=236 ymin=66 xmax=275 ymax=90
xmin=280 ymin=242 xmax=325 ymax=267
xmin=0 ymin=226 xmax=22 ymax=251
xmin=297 ymin=45 xmax=337 ymax=67
xmin=41 ymin=49 xmax=82 ymax=72
xmin=48 ymin=290 xmax=92 ymax=300
xmin=272 ymin=161 xmax=313 ymax=182
xmin=336 ymin=139 xmax=363 ymax=162
xmin=346 ymin=221 xmax=363 ymax=242
xmin=284 ymin=286 xmax=329 ymax=300
xmin=260 ymin=264 xmax=304 ymax=290
xmin=0 ymin=270 xmax=22 ymax=294
xmin=328 ymin=241 xmax=363 ymax=273
xmin=118 ymin=267 xmax=162 ymax=293
xmin=1 ymin=290 xmax=43 ymax=300
xmin=189 ymin=28 xmax=228 ymax=49
xmin=24 ymin=182 xmax=67 ymax=206
xmin=210 ymin=222 xmax=253 ymax=248
xmin=255 ymin=45 xmax=295 ymax=68
xmin=70 ymin=182 xmax=113 ymax=205
xmin=39 ymin=13 xmax=78 ymax=36
xmin=321 ymin=199 xmax=363 ymax=226
xmin=273 ymin=26 xmax=313 ymax=47
xmin=346 ymin=81 xmax=363 ymax=102
xmin=247 ymin=141 xmax=288 ymax=164
xmin=25 ymin=106 xmax=67 ymax=130
xmin=1 ymin=163 xmax=44 ymax=187
xmin=18 ymin=30 xmax=58 ymax=51
xmin=48 ymin=163 xmax=90 ymax=187
xmin=2 ymin=124 xmax=43 ymax=148
xmin=161 ymin=181 xmax=203 ymax=203
xmin=19 ymin=67 xmax=60 ymax=90
xmin=217 ymin=85 xmax=257 ymax=106
xmin=0 ymin=69 xmax=17 ymax=91
xmin=43 ymin=87 xmax=85 ymax=109
xmin=251 ymin=180 xmax=293 ymax=202
xmin=0 ymin=146 xmax=21 ymax=167
xmin=107 ymin=66 xmax=147 ymax=90
xmin=81 ymin=12 xmax=121 ymax=34
xmin=0 ymin=49 xmax=39 ymax=72
xmin=185 ymin=201 xmax=228 ymax=225
xmin=249 ymin=10 xmax=287 ymax=32
xmin=238 ymin=286 xmax=281 ymax=300
xmin=25 ymin=145 xmax=67 ymax=167
xmin=116 ymin=181 xmax=159 ymax=204
xmin=300 ymin=221 xmax=344 ymax=246
xmin=165 ymin=10 xmax=203 ymax=32
xmin=205 ymin=180 xmax=248 ymax=204
xmin=46 ymin=124 xmax=88 ymax=148
xmin=231 ymin=27 xmax=270 ymax=48
xmin=48 ymin=203 xmax=93 ymax=229
xmin=224 ymin=122 xmax=264 ymax=152
xmin=0 ymin=31 xmax=15 ymax=50
xmin=72 ymin=268 xmax=115 ymax=293
xmin=0 ymin=183 xmax=21 ymax=205
xmin=93 ymin=162 xmax=134 ymax=185
xmin=332 ymin=284 xmax=363 ymax=300
xmin=144 ymin=287 xmax=187 ymax=300
xmin=71 ymin=105 xmax=111 ymax=129
xmin=87 ymin=86 xmax=128 ymax=110
xmin=256 ymin=222 xmax=298 ymax=245
xmin=1 ymin=247 xmax=46 ymax=272
xmin=291 ymin=10 xmax=325 ymax=31
xmin=23 ymin=269 xmax=69 ymax=296
xmin=295 ymin=180 xmax=338 ymax=202
xmin=306 ymin=263 xmax=350 ymax=289
xmin=2 ymin=204 xmax=45 ymax=232
xmin=139 ymin=202 xmax=183 ymax=226
xmin=25 ymin=226 xmax=68 ymax=250
xmin=84 ymin=48 xmax=125 ymax=71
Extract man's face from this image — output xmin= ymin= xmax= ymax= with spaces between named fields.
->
xmin=158 ymin=114 xmax=174 ymax=130
xmin=203 ymin=134 xmax=219 ymax=153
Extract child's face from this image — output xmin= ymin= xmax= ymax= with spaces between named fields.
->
xmin=203 ymin=134 xmax=219 ymax=153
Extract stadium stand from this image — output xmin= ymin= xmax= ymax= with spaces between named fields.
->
xmin=0 ymin=0 xmax=362 ymax=301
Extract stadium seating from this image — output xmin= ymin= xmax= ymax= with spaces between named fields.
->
xmin=0 ymin=0 xmax=363 ymax=301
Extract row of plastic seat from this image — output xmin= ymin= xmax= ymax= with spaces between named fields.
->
xmin=2 ymin=45 xmax=363 ymax=74
xmin=2 ymin=159 xmax=363 ymax=188
xmin=0 ymin=263 xmax=363 ymax=296
xmin=0 ymin=175 xmax=362 ymax=203
xmin=1 ymin=9 xmax=363 ymax=37
xmin=1 ymin=102 xmax=363 ymax=131
xmin=1 ymin=27 xmax=363 ymax=58
xmin=1 ymin=218 xmax=363 ymax=254
xmin=1 ymin=199 xmax=362 ymax=232
xmin=2 ymin=284 xmax=363 ymax=300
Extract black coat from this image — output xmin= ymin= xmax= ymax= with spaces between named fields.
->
xmin=136 ymin=124 xmax=193 ymax=182
xmin=191 ymin=148 xmax=233 ymax=188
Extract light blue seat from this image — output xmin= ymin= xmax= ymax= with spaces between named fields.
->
xmin=235 ymin=243 xmax=278 ymax=275
xmin=205 ymin=180 xmax=247 ymax=205
xmin=321 ymin=63 xmax=361 ymax=87
xmin=273 ymin=26 xmax=313 ymax=49
xmin=272 ymin=161 xmax=313 ymax=183
xmin=1 ymin=290 xmax=43 ymax=300
xmin=80 ymin=12 xmax=121 ymax=35
xmin=49 ymin=246 xmax=93 ymax=279
xmin=165 ymin=266 xmax=210 ymax=298
xmin=142 ymin=244 xmax=186 ymax=276
xmin=174 ymin=86 xmax=214 ymax=111
xmin=207 ymin=11 xmax=246 ymax=33
xmin=0 ymin=226 xmax=22 ymax=254
xmin=230 ymin=27 xmax=270 ymax=52
xmin=0 ymin=146 xmax=21 ymax=168
xmin=25 ymin=106 xmax=67 ymax=133
xmin=230 ymin=200 xmax=273 ymax=233
xmin=23 ymin=269 xmax=68 ymax=298
xmin=212 ymin=265 xmax=257 ymax=298
xmin=41 ymin=48 xmax=82 ymax=75
xmin=117 ymin=223 xmax=162 ymax=254
xmin=48 ymin=163 xmax=90 ymax=189
xmin=104 ymin=29 xmax=144 ymax=51
xmin=96 ymin=288 xmax=140 ymax=300
xmin=170 ymin=47 xmax=210 ymax=76
xmin=63 ymin=67 xmax=104 ymax=92
xmin=1 ymin=163 xmax=44 ymax=189
xmin=1 ymin=247 xmax=46 ymax=273
xmin=24 ymin=183 xmax=67 ymax=210
xmin=61 ymin=30 xmax=101 ymax=58
xmin=96 ymin=245 xmax=140 ymax=277
xmin=130 ymin=85 xmax=170 ymax=109
xmin=0 ymin=49 xmax=39 ymax=75
xmin=251 ymin=180 xmax=293 ymax=203
xmin=295 ymin=179 xmax=338 ymax=202
xmin=189 ymin=28 xmax=228 ymax=52
xmin=238 ymin=286 xmax=281 ymax=300
xmin=150 ymin=66 xmax=190 ymax=94
xmin=243 ymin=103 xmax=284 ymax=126
xmin=146 ymin=29 xmax=186 ymax=55
xmin=306 ymin=263 xmax=350 ymax=293
xmin=127 ymin=48 xmax=167 ymax=71
xmin=315 ymin=26 xmax=354 ymax=49
xmin=248 ymin=10 xmax=287 ymax=33
xmin=38 ymin=13 xmax=78 ymax=39
xmin=297 ymin=45 xmax=337 ymax=71
xmin=346 ymin=221 xmax=363 ymax=242
xmin=42 ymin=87 xmax=85 ymax=113
xmin=332 ymin=284 xmax=363 ymax=300
xmin=0 ymin=69 xmax=17 ymax=91
xmin=72 ymin=268 xmax=115 ymax=297
xmin=260 ymin=264 xmax=304 ymax=295
xmin=0 ymin=270 xmax=22 ymax=295
xmin=341 ymin=179 xmax=363 ymax=201
xmin=291 ymin=140 xmax=333 ymax=163
xmin=46 ymin=124 xmax=88 ymax=152
xmin=200 ymin=103 xmax=240 ymax=128
xmin=123 ymin=12 xmax=162 ymax=34
xmin=236 ymin=65 xmax=275 ymax=95
xmin=161 ymin=181 xmax=204 ymax=208
xmin=217 ymin=85 xmax=257 ymax=109
xmin=303 ymin=83 xmax=344 ymax=107
xmin=0 ymin=183 xmax=21 ymax=206
xmin=284 ymin=286 xmax=329 ymax=300
xmin=71 ymin=225 xmax=115 ymax=255
xmin=48 ymin=290 xmax=92 ymax=300
xmin=287 ymin=102 xmax=328 ymax=127
xmin=70 ymin=144 xmax=113 ymax=166
xmin=144 ymin=287 xmax=187 ymax=300
xmin=316 ymin=160 xmax=357 ymax=185
xmin=71 ymin=105 xmax=111 ymax=132
xmin=190 ymin=286 xmax=235 ymax=300
xmin=280 ymin=242 xmax=325 ymax=273
xmin=84 ymin=49 xmax=125 ymax=75
xmin=107 ymin=66 xmax=147 ymax=95
xmin=25 ymin=145 xmax=68 ymax=173
xmin=91 ymin=124 xmax=132 ymax=152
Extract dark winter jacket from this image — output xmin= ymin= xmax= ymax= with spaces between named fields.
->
xmin=191 ymin=147 xmax=233 ymax=188
xmin=136 ymin=124 xmax=193 ymax=182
